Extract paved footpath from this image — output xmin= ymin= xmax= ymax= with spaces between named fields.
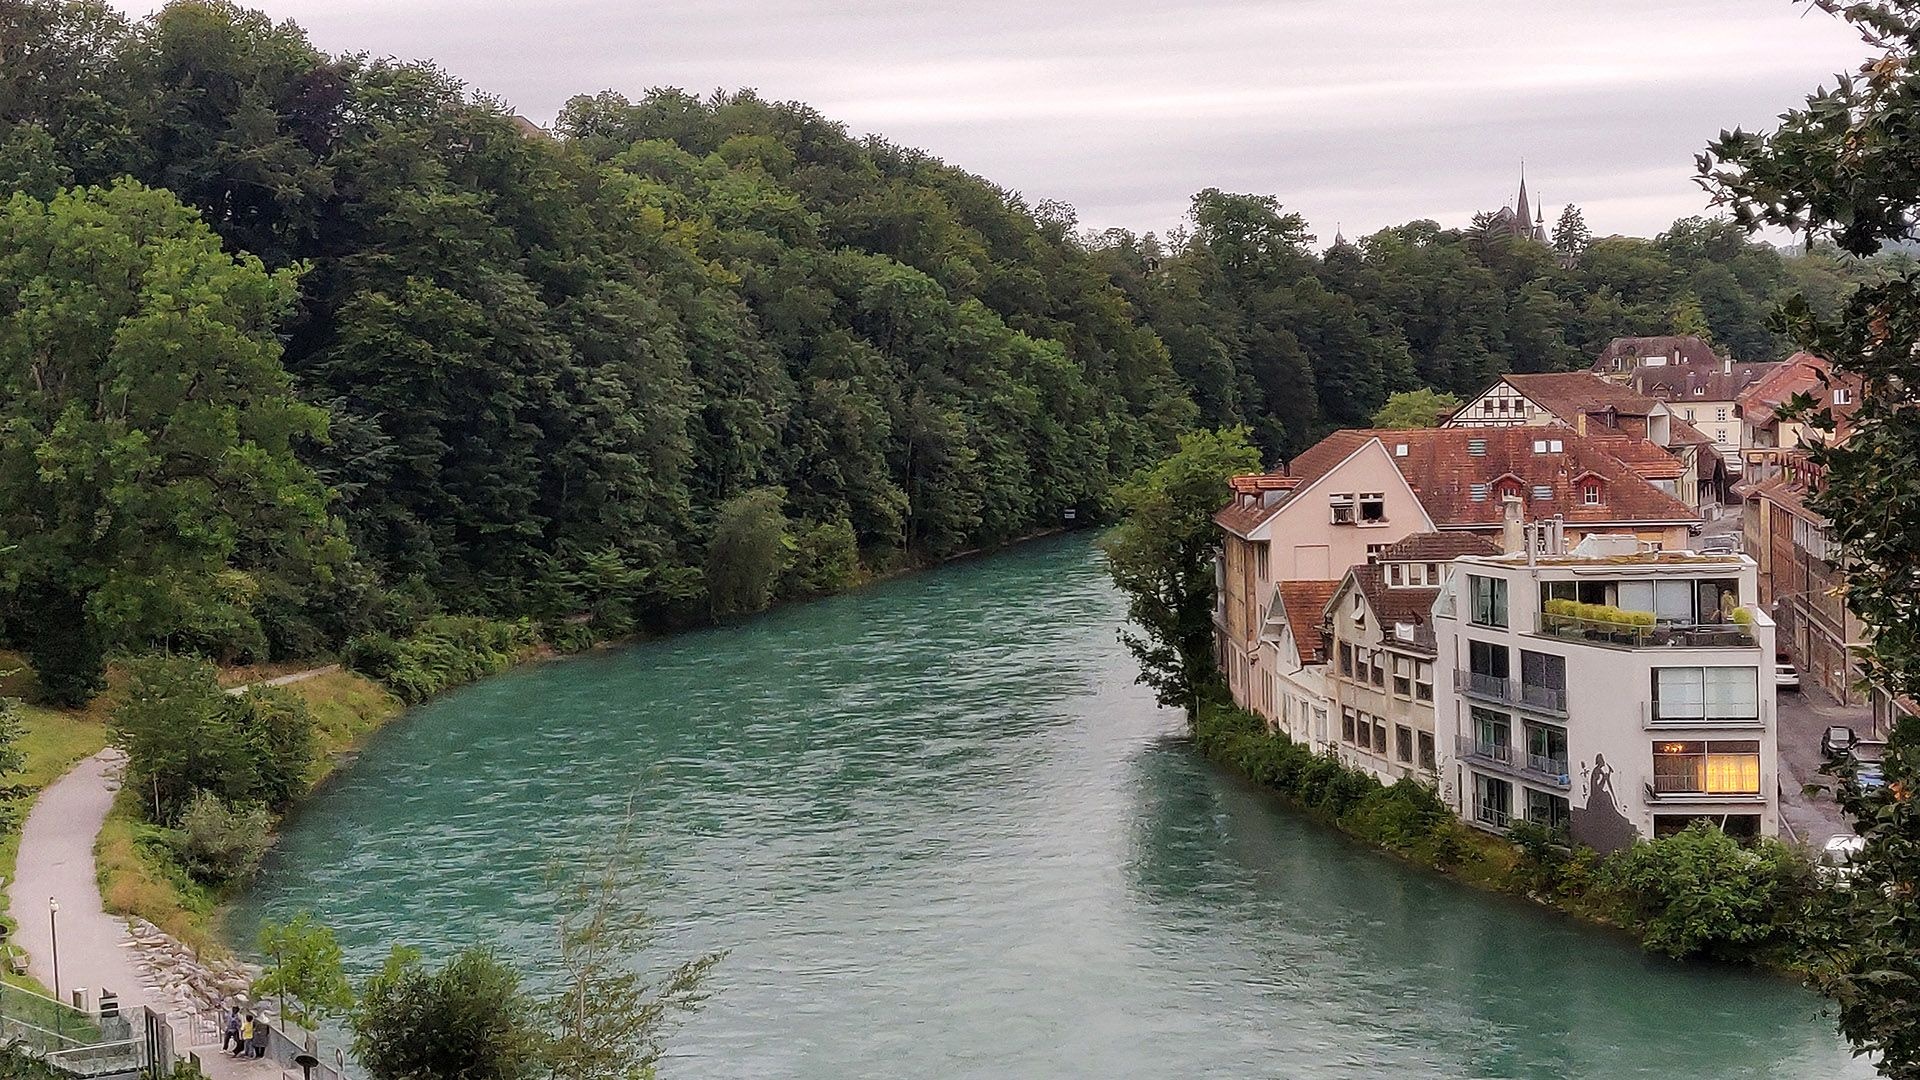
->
xmin=8 ymin=665 xmax=340 ymax=1013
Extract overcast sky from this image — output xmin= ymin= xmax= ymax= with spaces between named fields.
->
xmin=110 ymin=0 xmax=1869 ymax=243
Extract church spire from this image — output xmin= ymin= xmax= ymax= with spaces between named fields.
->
xmin=1515 ymin=162 xmax=1531 ymax=236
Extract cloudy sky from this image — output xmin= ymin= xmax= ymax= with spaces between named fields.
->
xmin=111 ymin=0 xmax=1869 ymax=242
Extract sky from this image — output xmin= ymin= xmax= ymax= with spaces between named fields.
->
xmin=108 ymin=0 xmax=1872 ymax=243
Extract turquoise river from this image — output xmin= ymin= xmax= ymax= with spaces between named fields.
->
xmin=230 ymin=536 xmax=1869 ymax=1078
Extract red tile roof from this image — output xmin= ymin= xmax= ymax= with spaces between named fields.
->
xmin=1378 ymin=532 xmax=1503 ymax=562
xmin=1583 ymin=432 xmax=1688 ymax=480
xmin=1348 ymin=565 xmax=1443 ymax=650
xmin=1737 ymin=352 xmax=1863 ymax=430
xmin=1666 ymin=415 xmax=1715 ymax=447
xmin=1273 ymin=579 xmax=1341 ymax=663
xmin=1503 ymin=372 xmax=1662 ymax=419
xmin=1300 ymin=427 xmax=1698 ymax=528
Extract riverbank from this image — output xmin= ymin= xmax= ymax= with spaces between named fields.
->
xmin=1189 ymin=694 xmax=1841 ymax=973
xmin=91 ymin=668 xmax=402 ymax=954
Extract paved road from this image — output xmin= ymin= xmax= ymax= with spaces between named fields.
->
xmin=1775 ymin=680 xmax=1868 ymax=848
xmin=7 ymin=748 xmax=150 ymax=1006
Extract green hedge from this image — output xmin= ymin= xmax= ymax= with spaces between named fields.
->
xmin=343 ymin=616 xmax=541 ymax=704
xmin=1189 ymin=694 xmax=1842 ymax=967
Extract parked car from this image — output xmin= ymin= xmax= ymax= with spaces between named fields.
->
xmin=1697 ymin=534 xmax=1741 ymax=555
xmin=1819 ymin=834 xmax=1867 ymax=883
xmin=1822 ymin=725 xmax=1857 ymax=759
xmin=1775 ymin=661 xmax=1800 ymax=690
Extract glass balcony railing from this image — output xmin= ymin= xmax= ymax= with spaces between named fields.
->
xmin=1454 ymin=669 xmax=1568 ymax=715
xmin=1537 ymin=610 xmax=1756 ymax=649
xmin=1456 ymin=736 xmax=1571 ymax=788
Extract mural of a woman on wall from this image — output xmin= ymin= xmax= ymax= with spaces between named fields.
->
xmin=1570 ymin=752 xmax=1637 ymax=852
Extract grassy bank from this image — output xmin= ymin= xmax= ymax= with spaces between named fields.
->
xmin=1191 ymin=694 xmax=1842 ymax=970
xmin=94 ymin=666 xmax=403 ymax=954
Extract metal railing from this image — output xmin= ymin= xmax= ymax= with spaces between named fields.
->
xmin=1455 ymin=736 xmax=1571 ymax=787
xmin=1473 ymin=804 xmax=1511 ymax=829
xmin=0 ymin=981 xmax=104 ymax=1054
xmin=1538 ymin=611 xmax=1756 ymax=649
xmin=1454 ymin=669 xmax=1569 ymax=715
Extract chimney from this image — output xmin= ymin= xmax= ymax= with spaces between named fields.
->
xmin=1575 ymin=412 xmax=1588 ymax=437
xmin=1501 ymin=495 xmax=1525 ymax=555
xmin=1723 ymin=357 xmax=1732 ymax=375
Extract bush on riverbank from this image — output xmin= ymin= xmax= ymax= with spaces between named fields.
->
xmin=1190 ymin=695 xmax=1839 ymax=967
xmin=344 ymin=616 xmax=540 ymax=704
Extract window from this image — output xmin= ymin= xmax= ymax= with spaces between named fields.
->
xmin=1469 ymin=640 xmax=1510 ymax=681
xmin=1370 ymin=652 xmax=1386 ymax=688
xmin=1683 ymin=408 xmax=1695 ymax=421
xmin=1468 ymin=438 xmax=1487 ymax=456
xmin=1472 ymin=706 xmax=1511 ymax=749
xmin=1392 ymin=656 xmax=1413 ymax=697
xmin=1414 ymin=661 xmax=1434 ymax=702
xmin=1330 ymin=493 xmax=1356 ymax=525
xmin=1426 ymin=563 xmax=1440 ymax=582
xmin=1531 ymin=438 xmax=1563 ymax=454
xmin=1417 ymin=731 xmax=1437 ymax=772
xmin=1531 ymin=484 xmax=1552 ymax=501
xmin=1583 ymin=482 xmax=1602 ymax=505
xmin=1652 ymin=667 xmax=1759 ymax=723
xmin=1475 ymin=773 xmax=1513 ymax=827
xmin=1520 ymin=650 xmax=1565 ymax=696
xmin=1366 ymin=543 xmax=1388 ymax=561
xmin=1388 ymin=563 xmax=1404 ymax=586
xmin=1469 ymin=483 xmax=1490 ymax=503
xmin=1525 ymin=789 xmax=1571 ymax=832
xmin=1833 ymin=388 xmax=1853 ymax=405
xmin=1395 ymin=442 xmax=1408 ymax=457
xmin=1338 ymin=642 xmax=1354 ymax=677
xmin=1715 ymin=429 xmax=1730 ymax=447
xmin=1468 ymin=575 xmax=1508 ymax=628
xmin=1396 ymin=725 xmax=1414 ymax=763
xmin=1652 ymin=739 xmax=1762 ymax=795
xmin=1359 ymin=493 xmax=1386 ymax=523
xmin=1372 ymin=717 xmax=1388 ymax=754
xmin=1716 ymin=407 xmax=1728 ymax=421
xmin=1524 ymin=721 xmax=1569 ymax=774
xmin=1341 ymin=707 xmax=1356 ymax=744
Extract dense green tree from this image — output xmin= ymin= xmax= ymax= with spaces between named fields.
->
xmin=705 ymin=487 xmax=789 ymax=618
xmin=353 ymin=948 xmax=545 ymax=1080
xmin=0 ymin=180 xmax=343 ymax=700
xmin=1552 ymin=204 xmax=1591 ymax=258
xmin=1699 ymin=2 xmax=1920 ymax=1072
xmin=1101 ymin=428 xmax=1261 ymax=713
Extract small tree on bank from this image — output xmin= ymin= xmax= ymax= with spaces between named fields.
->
xmin=352 ymin=948 xmax=545 ymax=1080
xmin=1101 ymin=427 xmax=1261 ymax=713
xmin=255 ymin=912 xmax=353 ymax=1030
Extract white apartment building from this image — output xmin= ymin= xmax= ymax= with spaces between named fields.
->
xmin=1431 ymin=522 xmax=1778 ymax=851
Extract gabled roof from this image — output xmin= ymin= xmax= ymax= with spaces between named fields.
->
xmin=1291 ymin=427 xmax=1698 ymax=528
xmin=1377 ymin=532 xmax=1502 ymax=562
xmin=1334 ymin=560 xmax=1444 ymax=657
xmin=1666 ymin=415 xmax=1715 ymax=447
xmin=1628 ymin=361 xmax=1777 ymax=403
xmin=1271 ymin=579 xmax=1341 ymax=664
xmin=1591 ymin=335 xmax=1726 ymax=372
xmin=1502 ymin=372 xmax=1662 ymax=419
xmin=1214 ymin=433 xmax=1399 ymax=539
xmin=1737 ymin=352 xmax=1863 ymax=430
xmin=1583 ymin=432 xmax=1688 ymax=480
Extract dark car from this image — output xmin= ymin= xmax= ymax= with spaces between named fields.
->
xmin=1822 ymin=725 xmax=1857 ymax=759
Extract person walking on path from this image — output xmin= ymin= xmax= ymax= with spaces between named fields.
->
xmin=222 ymin=1007 xmax=241 ymax=1053
xmin=250 ymin=1016 xmax=269 ymax=1059
xmin=236 ymin=1014 xmax=254 ymax=1057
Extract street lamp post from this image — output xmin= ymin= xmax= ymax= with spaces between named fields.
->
xmin=48 ymin=897 xmax=60 ymax=1002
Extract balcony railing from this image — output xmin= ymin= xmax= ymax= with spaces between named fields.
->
xmin=1538 ymin=611 xmax=1756 ymax=649
xmin=1473 ymin=804 xmax=1511 ymax=830
xmin=1455 ymin=736 xmax=1572 ymax=788
xmin=1454 ymin=669 xmax=1569 ymax=715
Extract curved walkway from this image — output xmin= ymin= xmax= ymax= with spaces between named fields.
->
xmin=8 ymin=747 xmax=147 ymax=1006
xmin=7 ymin=664 xmax=342 ymax=1008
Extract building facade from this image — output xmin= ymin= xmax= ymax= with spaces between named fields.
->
xmin=1431 ymin=526 xmax=1779 ymax=851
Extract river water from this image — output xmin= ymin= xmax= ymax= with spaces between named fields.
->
xmin=230 ymin=536 xmax=1867 ymax=1078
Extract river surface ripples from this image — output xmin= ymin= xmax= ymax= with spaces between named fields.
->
xmin=232 ymin=536 xmax=1868 ymax=1078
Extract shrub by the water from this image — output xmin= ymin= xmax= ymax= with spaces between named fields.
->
xmin=174 ymin=790 xmax=274 ymax=885
xmin=344 ymin=616 xmax=539 ymax=704
xmin=1189 ymin=694 xmax=1836 ymax=968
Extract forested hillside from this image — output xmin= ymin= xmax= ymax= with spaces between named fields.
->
xmin=0 ymin=0 xmax=1889 ymax=700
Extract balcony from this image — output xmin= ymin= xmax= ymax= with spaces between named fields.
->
xmin=1538 ymin=610 xmax=1756 ymax=650
xmin=1456 ymin=736 xmax=1571 ymax=788
xmin=1643 ymin=779 xmax=1766 ymax=804
xmin=1454 ymin=669 xmax=1569 ymax=715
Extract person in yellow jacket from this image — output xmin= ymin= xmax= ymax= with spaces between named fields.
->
xmin=235 ymin=1014 xmax=254 ymax=1058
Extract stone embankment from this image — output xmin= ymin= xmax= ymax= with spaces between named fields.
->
xmin=124 ymin=916 xmax=265 ymax=1019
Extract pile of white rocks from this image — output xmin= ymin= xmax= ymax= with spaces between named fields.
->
xmin=121 ymin=917 xmax=268 ymax=1019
